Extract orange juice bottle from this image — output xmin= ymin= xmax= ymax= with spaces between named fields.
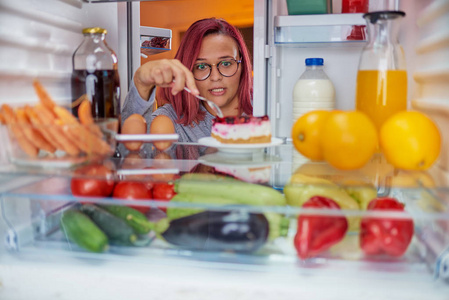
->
xmin=356 ymin=11 xmax=407 ymax=130
xmin=356 ymin=69 xmax=407 ymax=131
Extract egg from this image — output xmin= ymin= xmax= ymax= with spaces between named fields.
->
xmin=150 ymin=115 xmax=175 ymax=151
xmin=121 ymin=113 xmax=147 ymax=151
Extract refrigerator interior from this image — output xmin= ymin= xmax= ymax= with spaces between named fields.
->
xmin=0 ymin=0 xmax=449 ymax=298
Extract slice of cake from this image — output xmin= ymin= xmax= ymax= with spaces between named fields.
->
xmin=211 ymin=115 xmax=271 ymax=144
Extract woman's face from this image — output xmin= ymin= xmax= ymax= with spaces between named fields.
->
xmin=194 ymin=33 xmax=242 ymax=116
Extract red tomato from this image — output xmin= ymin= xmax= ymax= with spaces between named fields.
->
xmin=113 ymin=181 xmax=152 ymax=214
xmin=152 ymin=183 xmax=176 ymax=212
xmin=71 ymin=164 xmax=115 ymax=199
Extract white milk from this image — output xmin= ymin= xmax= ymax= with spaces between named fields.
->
xmin=293 ymin=79 xmax=335 ymax=104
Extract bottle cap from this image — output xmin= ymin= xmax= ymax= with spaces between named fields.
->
xmin=305 ymin=58 xmax=324 ymax=66
xmin=82 ymin=27 xmax=107 ymax=35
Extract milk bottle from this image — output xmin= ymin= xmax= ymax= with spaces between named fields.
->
xmin=292 ymin=58 xmax=335 ymax=169
xmin=292 ymin=58 xmax=335 ymax=123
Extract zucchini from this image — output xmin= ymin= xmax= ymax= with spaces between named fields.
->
xmin=101 ymin=205 xmax=153 ymax=234
xmin=167 ymin=193 xmax=236 ymax=220
xmin=80 ymin=204 xmax=137 ymax=244
xmin=60 ymin=209 xmax=109 ymax=253
xmin=174 ymin=175 xmax=286 ymax=206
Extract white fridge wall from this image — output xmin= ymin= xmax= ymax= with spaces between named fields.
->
xmin=273 ymin=45 xmax=364 ymax=138
xmin=0 ymin=0 xmax=125 ymax=107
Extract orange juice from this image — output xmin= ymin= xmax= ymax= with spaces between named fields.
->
xmin=356 ymin=70 xmax=407 ymax=131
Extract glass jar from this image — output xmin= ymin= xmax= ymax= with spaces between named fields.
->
xmin=355 ymin=11 xmax=407 ymax=131
xmin=71 ymin=27 xmax=120 ymax=121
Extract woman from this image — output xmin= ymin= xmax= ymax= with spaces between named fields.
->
xmin=121 ymin=18 xmax=253 ymax=149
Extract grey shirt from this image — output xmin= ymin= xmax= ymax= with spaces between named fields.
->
xmin=121 ymin=82 xmax=214 ymax=143
xmin=121 ymin=81 xmax=156 ymax=132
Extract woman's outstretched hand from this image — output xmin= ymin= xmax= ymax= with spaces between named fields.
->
xmin=134 ymin=59 xmax=199 ymax=100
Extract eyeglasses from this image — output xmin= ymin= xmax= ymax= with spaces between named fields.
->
xmin=192 ymin=58 xmax=242 ymax=81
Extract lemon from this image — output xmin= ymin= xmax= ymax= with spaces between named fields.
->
xmin=320 ymin=111 xmax=378 ymax=170
xmin=291 ymin=110 xmax=331 ymax=161
xmin=380 ymin=111 xmax=441 ymax=170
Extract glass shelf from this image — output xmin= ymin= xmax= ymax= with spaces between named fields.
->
xmin=0 ymin=142 xmax=449 ymax=286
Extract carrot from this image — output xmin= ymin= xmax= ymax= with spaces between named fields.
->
xmin=33 ymin=79 xmax=56 ymax=111
xmin=55 ymin=119 xmax=95 ymax=154
xmin=33 ymin=104 xmax=80 ymax=156
xmin=72 ymin=93 xmax=88 ymax=110
xmin=1 ymin=104 xmax=39 ymax=157
xmin=0 ymin=110 xmax=5 ymax=124
xmin=16 ymin=107 xmax=56 ymax=153
xmin=53 ymin=106 xmax=111 ymax=155
xmin=78 ymin=98 xmax=94 ymax=125
xmin=24 ymin=105 xmax=64 ymax=151
xmin=78 ymin=99 xmax=103 ymax=137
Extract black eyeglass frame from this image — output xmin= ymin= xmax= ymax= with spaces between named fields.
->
xmin=192 ymin=58 xmax=242 ymax=81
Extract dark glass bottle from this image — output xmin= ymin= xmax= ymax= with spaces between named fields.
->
xmin=71 ymin=27 xmax=120 ymax=123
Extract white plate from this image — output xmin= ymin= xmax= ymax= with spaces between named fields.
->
xmin=199 ymin=152 xmax=282 ymax=168
xmin=9 ymin=151 xmax=91 ymax=169
xmin=198 ymin=137 xmax=284 ymax=154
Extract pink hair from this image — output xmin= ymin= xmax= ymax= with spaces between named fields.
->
xmin=156 ymin=18 xmax=253 ymax=126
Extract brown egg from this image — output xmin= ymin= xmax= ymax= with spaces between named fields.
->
xmin=150 ymin=115 xmax=175 ymax=151
xmin=121 ymin=114 xmax=147 ymax=151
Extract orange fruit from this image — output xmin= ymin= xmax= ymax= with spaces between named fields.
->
xmin=291 ymin=110 xmax=331 ymax=160
xmin=321 ymin=111 xmax=378 ymax=170
xmin=380 ymin=111 xmax=441 ymax=170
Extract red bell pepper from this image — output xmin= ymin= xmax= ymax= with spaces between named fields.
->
xmin=294 ymin=196 xmax=348 ymax=259
xmin=360 ymin=197 xmax=414 ymax=257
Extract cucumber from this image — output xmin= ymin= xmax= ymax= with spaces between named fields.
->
xmin=167 ymin=193 xmax=237 ymax=220
xmin=60 ymin=209 xmax=109 ymax=253
xmin=101 ymin=205 xmax=153 ymax=234
xmin=80 ymin=204 xmax=138 ymax=244
xmin=174 ymin=176 xmax=286 ymax=206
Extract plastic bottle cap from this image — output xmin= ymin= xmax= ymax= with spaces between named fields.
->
xmin=305 ymin=58 xmax=324 ymax=66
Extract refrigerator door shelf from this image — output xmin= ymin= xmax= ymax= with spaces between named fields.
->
xmin=275 ymin=13 xmax=367 ymax=45
xmin=140 ymin=26 xmax=172 ymax=56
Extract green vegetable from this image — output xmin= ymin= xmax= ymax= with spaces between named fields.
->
xmin=167 ymin=193 xmax=235 ymax=220
xmin=60 ymin=209 xmax=109 ymax=253
xmin=284 ymin=184 xmax=359 ymax=210
xmin=174 ymin=174 xmax=286 ymax=206
xmin=344 ymin=186 xmax=377 ymax=210
xmin=101 ymin=205 xmax=153 ymax=234
xmin=80 ymin=204 xmax=137 ymax=244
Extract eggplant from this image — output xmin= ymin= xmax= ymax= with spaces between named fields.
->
xmin=161 ymin=210 xmax=269 ymax=253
